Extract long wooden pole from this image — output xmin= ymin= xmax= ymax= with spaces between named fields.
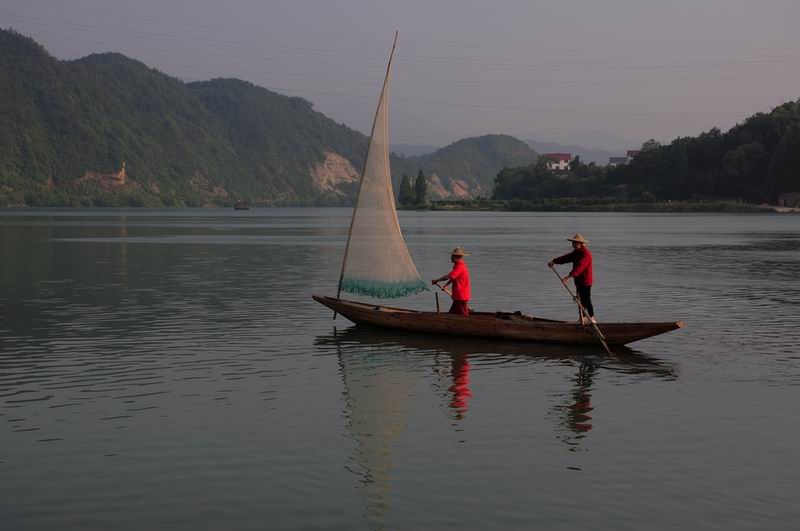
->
xmin=433 ymin=281 xmax=452 ymax=297
xmin=434 ymin=281 xmax=475 ymax=313
xmin=549 ymin=266 xmax=614 ymax=356
xmin=333 ymin=31 xmax=399 ymax=318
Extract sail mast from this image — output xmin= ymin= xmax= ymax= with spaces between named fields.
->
xmin=336 ymin=31 xmax=399 ymax=300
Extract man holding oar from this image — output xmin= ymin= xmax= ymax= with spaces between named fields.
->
xmin=432 ymin=246 xmax=471 ymax=315
xmin=548 ymin=234 xmax=595 ymax=325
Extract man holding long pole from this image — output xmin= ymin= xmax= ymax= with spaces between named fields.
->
xmin=432 ymin=246 xmax=471 ymax=315
xmin=548 ymin=234 xmax=595 ymax=325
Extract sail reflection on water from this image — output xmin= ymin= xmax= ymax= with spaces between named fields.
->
xmin=334 ymin=335 xmax=418 ymax=523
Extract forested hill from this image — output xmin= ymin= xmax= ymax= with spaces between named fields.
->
xmin=0 ymin=29 xmax=538 ymax=206
xmin=393 ymin=135 xmax=537 ymax=198
xmin=493 ymin=99 xmax=800 ymax=205
xmin=0 ymin=28 xmax=373 ymax=206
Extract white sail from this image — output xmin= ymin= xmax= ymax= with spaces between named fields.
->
xmin=337 ymin=33 xmax=427 ymax=299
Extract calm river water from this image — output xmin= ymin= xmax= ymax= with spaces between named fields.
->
xmin=1 ymin=208 xmax=799 ymax=530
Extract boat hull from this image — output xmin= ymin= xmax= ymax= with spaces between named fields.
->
xmin=313 ymin=295 xmax=683 ymax=346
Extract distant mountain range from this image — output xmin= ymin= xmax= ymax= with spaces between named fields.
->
xmin=0 ymin=29 xmax=537 ymax=206
xmin=392 ymin=140 xmax=627 ymax=166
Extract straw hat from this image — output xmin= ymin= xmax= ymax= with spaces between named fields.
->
xmin=567 ymin=233 xmax=590 ymax=243
xmin=450 ymin=246 xmax=469 ymax=256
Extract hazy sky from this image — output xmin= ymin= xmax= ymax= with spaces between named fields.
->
xmin=3 ymin=0 xmax=799 ymax=151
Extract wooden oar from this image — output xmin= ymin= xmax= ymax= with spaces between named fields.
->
xmin=434 ymin=281 xmax=453 ymax=297
xmin=549 ymin=266 xmax=614 ymax=356
xmin=434 ymin=282 xmax=475 ymax=313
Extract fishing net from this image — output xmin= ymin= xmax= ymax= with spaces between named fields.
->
xmin=338 ymin=42 xmax=427 ymax=299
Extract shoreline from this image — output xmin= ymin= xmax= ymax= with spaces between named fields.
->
xmin=0 ymin=201 xmax=792 ymax=213
xmin=423 ymin=199 xmax=780 ymax=213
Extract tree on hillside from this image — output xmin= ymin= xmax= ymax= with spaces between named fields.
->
xmin=414 ymin=169 xmax=427 ymax=205
xmin=721 ymin=142 xmax=769 ymax=202
xmin=492 ymin=158 xmax=560 ymax=200
xmin=766 ymin=126 xmax=800 ymax=199
xmin=568 ymin=155 xmax=597 ymax=179
xmin=658 ymin=140 xmax=689 ymax=199
xmin=398 ymin=174 xmax=414 ymax=206
xmin=622 ymin=146 xmax=664 ymax=196
xmin=641 ymin=139 xmax=662 ymax=152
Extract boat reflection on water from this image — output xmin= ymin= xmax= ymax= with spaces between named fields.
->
xmin=319 ymin=325 xmax=675 ymax=423
xmin=315 ymin=326 xmax=676 ymax=522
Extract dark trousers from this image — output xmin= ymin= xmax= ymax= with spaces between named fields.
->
xmin=576 ymin=284 xmax=594 ymax=317
xmin=449 ymin=300 xmax=470 ymax=315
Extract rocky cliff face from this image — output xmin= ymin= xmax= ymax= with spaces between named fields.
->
xmin=311 ymin=151 xmax=360 ymax=197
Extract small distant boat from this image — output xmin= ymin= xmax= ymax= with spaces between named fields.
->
xmin=234 ymin=200 xmax=250 ymax=210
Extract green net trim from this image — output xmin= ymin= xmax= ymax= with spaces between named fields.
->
xmin=340 ymin=277 xmax=429 ymax=298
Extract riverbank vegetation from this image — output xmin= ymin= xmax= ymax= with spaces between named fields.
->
xmin=431 ymin=198 xmax=768 ymax=213
xmin=489 ymin=100 xmax=800 ymax=209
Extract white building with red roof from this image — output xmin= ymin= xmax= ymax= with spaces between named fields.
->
xmin=544 ymin=153 xmax=571 ymax=172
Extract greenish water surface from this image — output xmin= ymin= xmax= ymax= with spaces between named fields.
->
xmin=1 ymin=208 xmax=798 ymax=530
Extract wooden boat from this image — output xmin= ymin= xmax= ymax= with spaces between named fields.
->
xmin=314 ymin=295 xmax=684 ymax=346
xmin=313 ymin=37 xmax=684 ymax=350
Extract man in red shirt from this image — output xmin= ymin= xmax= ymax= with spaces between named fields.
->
xmin=432 ymin=246 xmax=471 ymax=315
xmin=548 ymin=234 xmax=595 ymax=325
